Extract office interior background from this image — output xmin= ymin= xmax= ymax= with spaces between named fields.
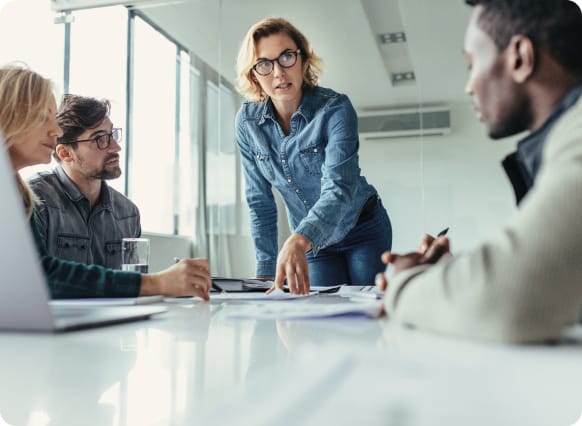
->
xmin=4 ymin=0 xmax=575 ymax=277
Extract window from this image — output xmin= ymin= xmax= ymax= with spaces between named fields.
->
xmin=177 ymin=51 xmax=200 ymax=237
xmin=0 ymin=0 xmax=65 ymax=179
xmin=68 ymin=6 xmax=127 ymax=193
xmin=1 ymin=2 xmax=244 ymax=250
xmin=129 ymin=15 xmax=177 ymax=234
xmin=205 ymin=81 xmax=237 ymax=235
xmin=0 ymin=0 xmax=64 ymax=89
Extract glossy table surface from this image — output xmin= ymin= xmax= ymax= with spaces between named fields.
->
xmin=1 ymin=295 xmax=582 ymax=426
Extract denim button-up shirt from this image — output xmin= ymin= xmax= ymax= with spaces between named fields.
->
xmin=236 ymin=86 xmax=377 ymax=277
xmin=29 ymin=166 xmax=141 ymax=269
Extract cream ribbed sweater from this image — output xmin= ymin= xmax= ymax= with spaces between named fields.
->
xmin=385 ymin=97 xmax=582 ymax=343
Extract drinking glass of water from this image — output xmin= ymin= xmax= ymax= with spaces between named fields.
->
xmin=121 ymin=238 xmax=150 ymax=273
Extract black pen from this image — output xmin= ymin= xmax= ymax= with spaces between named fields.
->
xmin=173 ymin=257 xmax=226 ymax=293
xmin=437 ymin=227 xmax=449 ymax=237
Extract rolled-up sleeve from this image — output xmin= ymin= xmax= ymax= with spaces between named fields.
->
xmin=42 ymin=256 xmax=141 ymax=299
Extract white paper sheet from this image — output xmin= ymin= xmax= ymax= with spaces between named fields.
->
xmin=212 ymin=290 xmax=317 ymax=301
xmin=226 ymin=300 xmax=383 ymax=320
xmin=337 ymin=285 xmax=384 ymax=300
xmin=165 ymin=288 xmax=316 ymax=303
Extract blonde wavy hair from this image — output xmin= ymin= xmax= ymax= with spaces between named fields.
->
xmin=236 ymin=17 xmax=324 ymax=103
xmin=0 ymin=64 xmax=55 ymax=218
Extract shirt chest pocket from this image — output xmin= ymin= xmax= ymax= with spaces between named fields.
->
xmin=299 ymin=144 xmax=325 ymax=176
xmin=254 ymin=152 xmax=275 ymax=181
xmin=56 ymin=235 xmax=89 ymax=263
xmin=105 ymin=241 xmax=122 ymax=269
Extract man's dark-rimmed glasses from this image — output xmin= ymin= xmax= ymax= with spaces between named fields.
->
xmin=58 ymin=128 xmax=122 ymax=150
xmin=252 ymin=49 xmax=301 ymax=76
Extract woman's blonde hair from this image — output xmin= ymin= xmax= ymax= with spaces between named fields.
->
xmin=236 ymin=17 xmax=324 ymax=103
xmin=0 ymin=64 xmax=55 ymax=217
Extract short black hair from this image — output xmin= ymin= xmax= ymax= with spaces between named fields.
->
xmin=54 ymin=94 xmax=110 ymax=161
xmin=465 ymin=0 xmax=582 ymax=77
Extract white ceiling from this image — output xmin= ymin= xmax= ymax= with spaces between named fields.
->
xmin=138 ymin=0 xmax=473 ymax=111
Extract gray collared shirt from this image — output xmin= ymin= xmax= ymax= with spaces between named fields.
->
xmin=29 ymin=166 xmax=141 ymax=269
xmin=502 ymin=84 xmax=582 ymax=204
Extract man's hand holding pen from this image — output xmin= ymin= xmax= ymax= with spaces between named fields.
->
xmin=376 ymin=228 xmax=451 ymax=292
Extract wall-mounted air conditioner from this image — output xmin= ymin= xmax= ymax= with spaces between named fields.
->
xmin=358 ymin=105 xmax=451 ymax=140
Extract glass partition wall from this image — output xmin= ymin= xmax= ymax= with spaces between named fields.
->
xmin=0 ymin=3 xmax=523 ymax=420
xmin=0 ymin=0 xmax=517 ymax=275
xmin=211 ymin=0 xmax=515 ymax=258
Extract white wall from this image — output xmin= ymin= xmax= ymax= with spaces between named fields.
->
xmin=143 ymin=232 xmax=193 ymax=273
xmin=226 ymin=189 xmax=290 ymax=278
xmin=139 ymin=3 xmax=523 ymax=275
xmin=153 ymin=103 xmax=521 ymax=277
xmin=360 ymin=102 xmax=519 ymax=253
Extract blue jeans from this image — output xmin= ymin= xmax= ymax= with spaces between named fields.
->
xmin=305 ymin=199 xmax=392 ymax=286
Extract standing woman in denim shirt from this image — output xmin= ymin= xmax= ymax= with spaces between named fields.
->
xmin=235 ymin=18 xmax=392 ymax=294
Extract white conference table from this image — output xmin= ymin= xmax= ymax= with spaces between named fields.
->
xmin=1 ymin=295 xmax=582 ymax=426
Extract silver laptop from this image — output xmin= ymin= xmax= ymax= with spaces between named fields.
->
xmin=0 ymin=135 xmax=167 ymax=332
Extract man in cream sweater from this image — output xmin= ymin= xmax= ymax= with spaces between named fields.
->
xmin=380 ymin=0 xmax=582 ymax=343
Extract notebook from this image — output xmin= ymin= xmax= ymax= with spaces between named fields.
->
xmin=0 ymin=135 xmax=167 ymax=332
xmin=212 ymin=277 xmax=272 ymax=292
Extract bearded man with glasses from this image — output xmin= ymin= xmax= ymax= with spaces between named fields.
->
xmin=28 ymin=94 xmax=141 ymax=269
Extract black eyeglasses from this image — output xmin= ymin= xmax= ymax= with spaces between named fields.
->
xmin=252 ymin=49 xmax=301 ymax=76
xmin=59 ymin=128 xmax=122 ymax=150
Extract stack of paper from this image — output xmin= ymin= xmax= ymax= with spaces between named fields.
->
xmin=212 ymin=277 xmax=273 ymax=292
xmin=164 ymin=288 xmax=316 ymax=303
xmin=337 ymin=285 xmax=384 ymax=300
